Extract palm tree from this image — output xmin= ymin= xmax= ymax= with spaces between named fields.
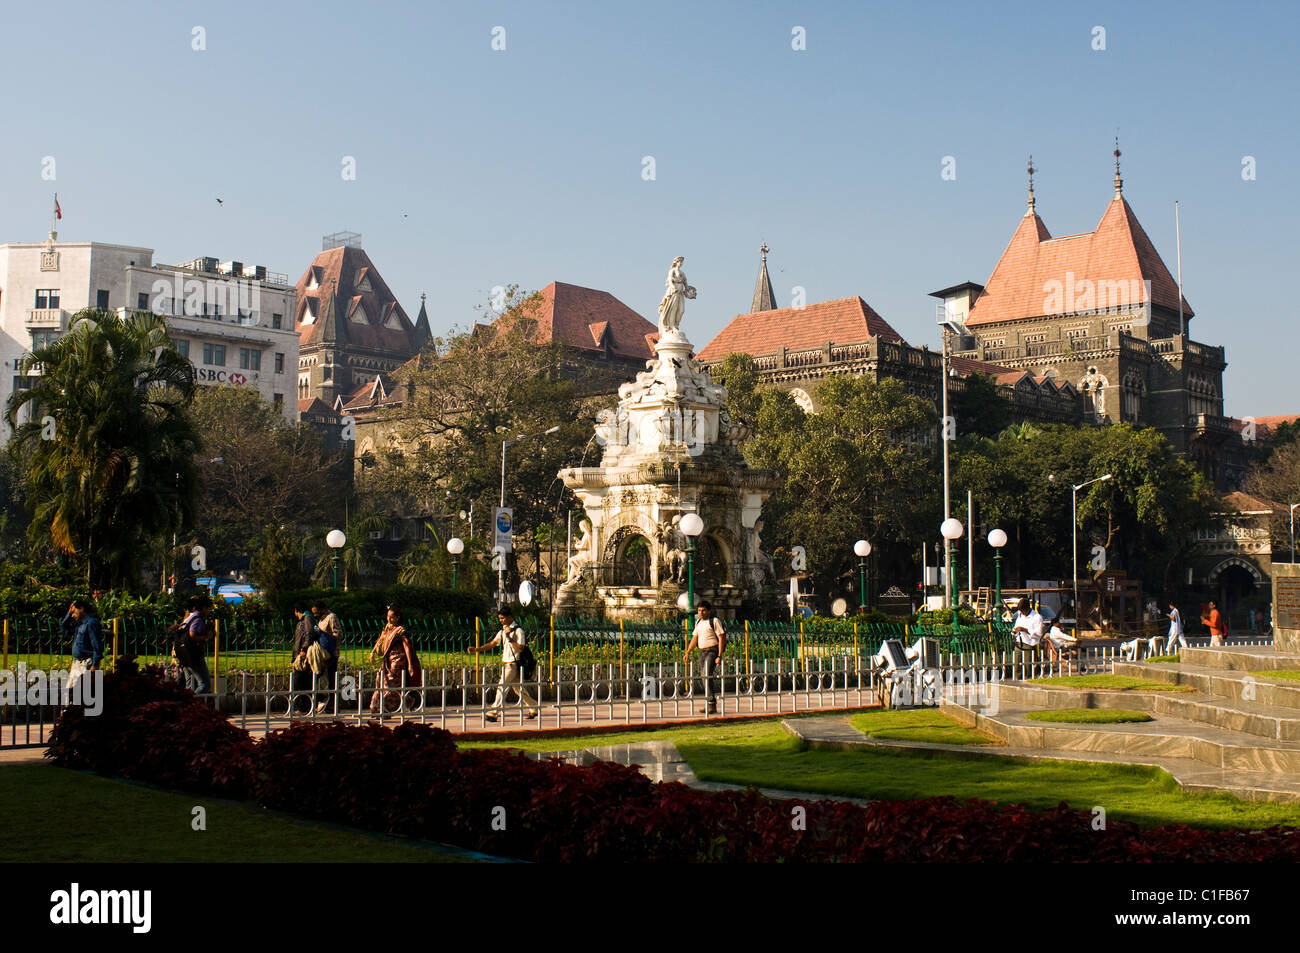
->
xmin=6 ymin=309 xmax=200 ymax=587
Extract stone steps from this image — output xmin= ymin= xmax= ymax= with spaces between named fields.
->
xmin=942 ymin=699 xmax=1300 ymax=775
xmin=1113 ymin=660 xmax=1300 ymax=709
xmin=993 ymin=680 xmax=1300 ymax=743
xmin=1182 ymin=646 xmax=1300 ymax=672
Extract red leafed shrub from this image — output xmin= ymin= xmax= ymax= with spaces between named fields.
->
xmin=45 ymin=657 xmax=256 ymax=797
xmin=50 ymin=671 xmax=1300 ymax=861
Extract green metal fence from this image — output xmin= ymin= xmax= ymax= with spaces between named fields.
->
xmin=1 ymin=614 xmax=1017 ymax=677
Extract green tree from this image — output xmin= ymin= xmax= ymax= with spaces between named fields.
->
xmin=949 ymin=372 xmax=1012 ymax=441
xmin=955 ymin=423 xmax=1213 ymax=599
xmin=743 ymin=374 xmax=938 ymax=598
xmin=248 ymin=524 xmax=310 ymax=597
xmin=308 ymin=510 xmax=390 ymax=590
xmin=186 ymin=386 xmax=346 ymax=566
xmin=363 ymin=287 xmax=588 ymax=559
xmin=5 ymin=310 xmax=200 ymax=588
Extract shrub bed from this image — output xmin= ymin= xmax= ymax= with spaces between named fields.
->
xmin=45 ymin=666 xmax=1300 ymax=862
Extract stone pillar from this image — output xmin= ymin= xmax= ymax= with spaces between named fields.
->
xmin=1271 ymin=562 xmax=1300 ymax=653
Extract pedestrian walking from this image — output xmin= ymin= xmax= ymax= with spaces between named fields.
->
xmin=290 ymin=602 xmax=317 ymax=714
xmin=169 ymin=596 xmax=214 ymax=695
xmin=1165 ymin=600 xmax=1187 ymax=654
xmin=468 ymin=608 xmax=538 ymax=722
xmin=62 ymin=599 xmax=104 ymax=702
xmin=683 ymin=601 xmax=727 ymax=715
xmin=369 ymin=606 xmax=421 ymax=714
xmin=1201 ymin=600 xmax=1227 ymax=647
xmin=309 ymin=599 xmax=342 ymax=714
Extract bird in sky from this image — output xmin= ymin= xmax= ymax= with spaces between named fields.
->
xmin=215 ymin=198 xmax=223 ymax=206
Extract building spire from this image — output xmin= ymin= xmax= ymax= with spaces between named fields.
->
xmin=750 ymin=242 xmax=777 ymax=313
xmin=1113 ymin=136 xmax=1123 ymax=198
xmin=1026 ymin=155 xmax=1036 ymax=214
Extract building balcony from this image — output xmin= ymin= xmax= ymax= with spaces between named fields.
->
xmin=24 ymin=308 xmax=68 ymax=330
xmin=1187 ymin=413 xmax=1235 ymax=439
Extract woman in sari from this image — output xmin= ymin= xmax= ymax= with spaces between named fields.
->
xmin=369 ymin=606 xmax=421 ymax=714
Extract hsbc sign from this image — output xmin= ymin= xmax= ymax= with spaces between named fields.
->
xmin=196 ymin=368 xmax=255 ymax=385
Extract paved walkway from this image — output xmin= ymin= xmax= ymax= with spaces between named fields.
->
xmin=229 ymin=695 xmax=876 ymax=740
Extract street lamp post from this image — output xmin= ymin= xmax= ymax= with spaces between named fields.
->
xmin=326 ymin=529 xmax=346 ymax=590
xmin=853 ymin=539 xmax=872 ymax=611
xmin=680 ymin=512 xmax=705 ymax=616
xmin=498 ymin=426 xmax=561 ymax=603
xmin=1067 ymin=473 xmax=1112 ymax=633
xmin=940 ymin=518 xmax=964 ymax=609
xmin=447 ymin=537 xmax=464 ymax=589
xmin=1289 ymin=503 xmax=1299 ymax=563
xmin=987 ymin=528 xmax=1008 ymax=619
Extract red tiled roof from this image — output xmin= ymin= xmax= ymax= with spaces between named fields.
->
xmin=297 ymin=397 xmax=334 ymax=416
xmin=1247 ymin=414 xmax=1300 ymax=430
xmin=697 ymin=297 xmax=905 ymax=363
xmin=500 ymin=282 xmax=658 ymax=361
xmin=1221 ymin=491 xmax=1274 ymax=513
xmin=294 ymin=246 xmax=419 ymax=355
xmin=966 ymin=199 xmax=1193 ymax=326
xmin=949 ymin=355 xmax=1016 ymax=379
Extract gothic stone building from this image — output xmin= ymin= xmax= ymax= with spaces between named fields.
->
xmin=699 ymin=164 xmax=1246 ymax=490
xmin=293 ymin=238 xmax=430 ymax=407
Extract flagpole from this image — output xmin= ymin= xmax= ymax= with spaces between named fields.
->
xmin=50 ymin=192 xmax=59 ymax=239
xmin=1175 ymin=200 xmax=1184 ymax=338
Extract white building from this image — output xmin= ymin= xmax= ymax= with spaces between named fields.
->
xmin=1 ymin=233 xmax=300 ymax=433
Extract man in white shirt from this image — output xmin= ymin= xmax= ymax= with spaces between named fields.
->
xmin=1165 ymin=601 xmax=1186 ymax=655
xmin=468 ymin=609 xmax=538 ymax=722
xmin=1011 ymin=598 xmax=1043 ymax=651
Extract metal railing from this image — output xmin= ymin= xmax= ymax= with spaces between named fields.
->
xmin=0 ymin=615 xmax=1021 ymax=677
xmin=2 ymin=646 xmax=1115 ymax=747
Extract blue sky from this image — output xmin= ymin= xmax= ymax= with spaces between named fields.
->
xmin=2 ymin=0 xmax=1296 ymax=415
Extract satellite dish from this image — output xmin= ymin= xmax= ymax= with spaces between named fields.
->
xmin=831 ymin=598 xmax=849 ymax=618
xmin=518 ymin=581 xmax=534 ymax=606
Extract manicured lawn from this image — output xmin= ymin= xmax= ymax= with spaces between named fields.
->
xmin=848 ymin=709 xmax=995 ymax=745
xmin=1259 ymin=670 xmax=1300 ymax=683
xmin=467 ymin=714 xmax=1300 ymax=830
xmin=1145 ymin=655 xmax=1180 ymax=663
xmin=1032 ymin=674 xmax=1193 ymax=692
xmin=0 ymin=765 xmax=473 ymax=863
xmin=1026 ymin=708 xmax=1153 ymax=724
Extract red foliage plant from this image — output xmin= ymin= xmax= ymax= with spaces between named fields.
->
xmin=46 ymin=666 xmax=1300 ymax=862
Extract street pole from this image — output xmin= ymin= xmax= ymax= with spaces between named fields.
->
xmin=859 ymin=558 xmax=867 ymax=611
xmin=687 ymin=538 xmax=696 ymax=616
xmin=1290 ymin=503 xmax=1298 ymax=563
xmin=332 ymin=552 xmax=340 ymax=591
xmin=452 ymin=556 xmax=458 ymax=590
xmin=941 ymin=331 xmax=952 ymax=608
xmin=1072 ymin=486 xmax=1079 ymax=634
xmin=994 ymin=549 xmax=1002 ymax=613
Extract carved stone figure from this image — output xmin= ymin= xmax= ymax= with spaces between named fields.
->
xmin=566 ymin=519 xmax=594 ymax=581
xmin=656 ymin=256 xmax=695 ymax=334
